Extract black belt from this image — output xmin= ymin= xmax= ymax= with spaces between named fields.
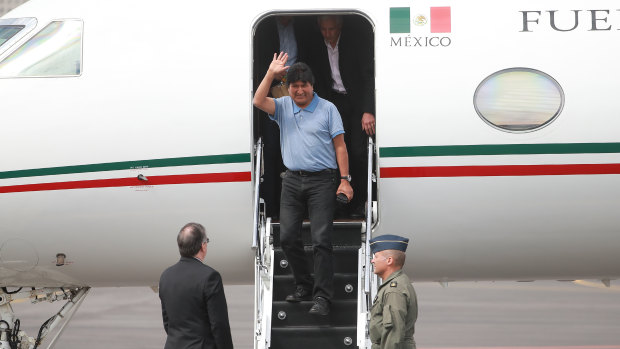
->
xmin=286 ymin=169 xmax=337 ymax=176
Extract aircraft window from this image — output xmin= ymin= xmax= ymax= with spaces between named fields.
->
xmin=0 ymin=20 xmax=82 ymax=78
xmin=473 ymin=68 xmax=564 ymax=132
xmin=0 ymin=25 xmax=24 ymax=46
xmin=0 ymin=18 xmax=37 ymax=55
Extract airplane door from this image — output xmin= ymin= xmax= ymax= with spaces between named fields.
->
xmin=252 ymin=12 xmax=377 ymax=222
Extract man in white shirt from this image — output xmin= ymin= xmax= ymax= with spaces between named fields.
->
xmin=312 ymin=15 xmax=375 ymax=218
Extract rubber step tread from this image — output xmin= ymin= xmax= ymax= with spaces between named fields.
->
xmin=272 ymin=222 xmax=363 ymax=248
xmin=270 ymin=326 xmax=357 ymax=349
xmin=271 ymin=299 xmax=357 ymax=327
xmin=273 ymin=273 xmax=358 ymax=301
xmin=273 ymin=248 xmax=359 ymax=275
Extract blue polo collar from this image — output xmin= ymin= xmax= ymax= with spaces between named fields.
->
xmin=293 ymin=92 xmax=319 ymax=114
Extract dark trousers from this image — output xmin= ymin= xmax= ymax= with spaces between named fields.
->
xmin=330 ymin=92 xmax=368 ymax=209
xmin=279 ymin=170 xmax=338 ymax=301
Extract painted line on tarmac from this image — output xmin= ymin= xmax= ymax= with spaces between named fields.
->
xmin=573 ymin=280 xmax=620 ymax=291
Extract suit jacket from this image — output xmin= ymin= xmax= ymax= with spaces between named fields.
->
xmin=159 ymin=257 xmax=233 ymax=349
xmin=309 ymin=16 xmax=375 ymax=117
xmin=254 ymin=16 xmax=316 ymax=89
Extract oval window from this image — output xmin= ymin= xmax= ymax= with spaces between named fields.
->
xmin=474 ymin=68 xmax=564 ymax=132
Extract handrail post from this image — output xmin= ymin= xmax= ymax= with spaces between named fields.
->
xmin=252 ymin=137 xmax=263 ymax=249
xmin=364 ymin=137 xmax=374 ymax=294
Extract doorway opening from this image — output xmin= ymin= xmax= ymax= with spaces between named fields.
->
xmin=252 ymin=12 xmax=376 ymax=221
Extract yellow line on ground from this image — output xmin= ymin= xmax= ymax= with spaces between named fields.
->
xmin=9 ymin=298 xmax=27 ymax=304
xmin=573 ymin=280 xmax=620 ymax=291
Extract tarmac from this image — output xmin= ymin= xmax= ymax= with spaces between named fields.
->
xmin=10 ymin=280 xmax=620 ymax=348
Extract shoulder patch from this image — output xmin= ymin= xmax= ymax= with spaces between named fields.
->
xmin=390 ymin=281 xmax=397 ymax=287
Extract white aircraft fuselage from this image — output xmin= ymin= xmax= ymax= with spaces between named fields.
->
xmin=1 ymin=0 xmax=619 ymax=288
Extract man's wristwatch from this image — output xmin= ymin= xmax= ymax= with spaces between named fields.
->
xmin=340 ymin=175 xmax=352 ymax=182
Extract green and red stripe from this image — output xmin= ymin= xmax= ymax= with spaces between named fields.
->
xmin=0 ymin=172 xmax=251 ymax=194
xmin=3 ymin=143 xmax=620 ymax=193
xmin=379 ymin=143 xmax=620 ymax=158
xmin=381 ymin=164 xmax=620 ymax=178
xmin=380 ymin=142 xmax=620 ymax=178
xmin=0 ymin=153 xmax=252 ymax=194
xmin=0 ymin=153 xmax=250 ymax=180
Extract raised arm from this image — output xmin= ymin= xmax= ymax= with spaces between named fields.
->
xmin=253 ymin=52 xmax=289 ymax=115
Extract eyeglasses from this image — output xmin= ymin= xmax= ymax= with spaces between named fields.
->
xmin=203 ymin=238 xmax=210 ymax=244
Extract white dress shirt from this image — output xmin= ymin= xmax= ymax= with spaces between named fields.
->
xmin=325 ymin=36 xmax=347 ymax=94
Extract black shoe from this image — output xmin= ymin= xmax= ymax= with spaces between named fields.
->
xmin=285 ymin=286 xmax=312 ymax=302
xmin=308 ymin=297 xmax=330 ymax=315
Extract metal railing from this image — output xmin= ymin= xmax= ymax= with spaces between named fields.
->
xmin=364 ymin=137 xmax=375 ymax=296
xmin=361 ymin=137 xmax=379 ymax=348
xmin=252 ymin=137 xmax=271 ymax=349
xmin=252 ymin=137 xmax=263 ymax=251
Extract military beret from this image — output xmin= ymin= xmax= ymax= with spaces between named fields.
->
xmin=369 ymin=234 xmax=409 ymax=254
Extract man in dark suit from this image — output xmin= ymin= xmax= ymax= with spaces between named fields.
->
xmin=159 ymin=222 xmax=234 ymax=349
xmin=310 ymin=15 xmax=375 ymax=218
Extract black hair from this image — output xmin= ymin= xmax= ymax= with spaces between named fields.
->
xmin=286 ymin=62 xmax=315 ymax=87
xmin=177 ymin=222 xmax=207 ymax=258
xmin=317 ymin=15 xmax=343 ymax=26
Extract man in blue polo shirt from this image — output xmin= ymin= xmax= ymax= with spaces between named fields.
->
xmin=253 ymin=52 xmax=353 ymax=315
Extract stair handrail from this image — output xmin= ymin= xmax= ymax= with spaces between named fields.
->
xmin=252 ymin=137 xmax=266 ymax=349
xmin=364 ymin=137 xmax=375 ymax=295
xmin=360 ymin=136 xmax=378 ymax=349
xmin=252 ymin=137 xmax=263 ymax=251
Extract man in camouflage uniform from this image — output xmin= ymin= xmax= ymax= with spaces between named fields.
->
xmin=369 ymin=234 xmax=418 ymax=349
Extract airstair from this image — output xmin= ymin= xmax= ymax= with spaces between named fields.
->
xmin=252 ymin=138 xmax=378 ymax=349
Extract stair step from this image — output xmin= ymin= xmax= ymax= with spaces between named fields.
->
xmin=270 ymin=326 xmax=357 ymax=349
xmin=273 ymin=273 xmax=358 ymax=301
xmin=272 ymin=221 xmax=362 ymax=248
xmin=273 ymin=246 xmax=359 ymax=275
xmin=268 ymin=221 xmax=361 ymax=348
xmin=271 ymin=299 xmax=357 ymax=327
